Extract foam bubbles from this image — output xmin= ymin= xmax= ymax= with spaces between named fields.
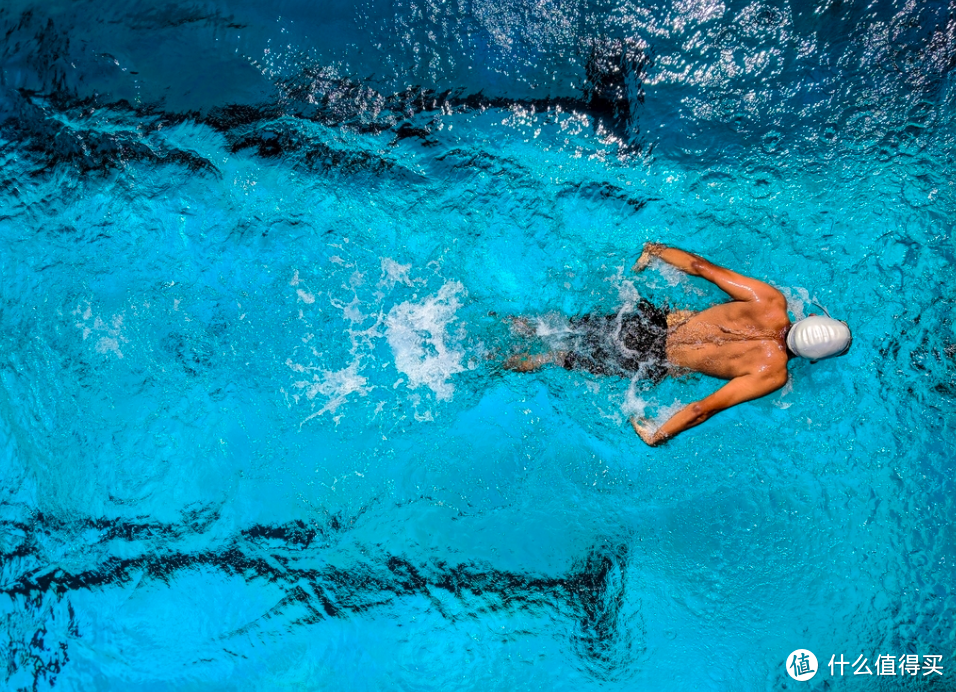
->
xmin=73 ymin=302 xmax=127 ymax=359
xmin=385 ymin=282 xmax=467 ymax=402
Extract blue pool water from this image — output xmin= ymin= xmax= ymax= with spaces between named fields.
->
xmin=1 ymin=0 xmax=954 ymax=690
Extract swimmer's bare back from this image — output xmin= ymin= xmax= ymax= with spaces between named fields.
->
xmin=630 ymin=243 xmax=791 ymax=446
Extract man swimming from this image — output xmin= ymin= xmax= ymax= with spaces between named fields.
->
xmin=505 ymin=242 xmax=852 ymax=446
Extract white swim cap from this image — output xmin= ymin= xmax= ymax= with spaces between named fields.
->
xmin=787 ymin=315 xmax=851 ymax=360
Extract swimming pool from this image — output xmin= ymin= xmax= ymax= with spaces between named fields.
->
xmin=0 ymin=0 xmax=953 ymax=689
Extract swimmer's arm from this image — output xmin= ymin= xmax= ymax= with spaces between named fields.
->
xmin=633 ymin=243 xmax=781 ymax=304
xmin=630 ymin=373 xmax=785 ymax=446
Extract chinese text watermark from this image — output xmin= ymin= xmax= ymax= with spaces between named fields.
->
xmin=786 ymin=650 xmax=944 ymax=681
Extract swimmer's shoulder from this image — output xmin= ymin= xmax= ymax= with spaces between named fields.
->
xmin=754 ymin=344 xmax=790 ymax=389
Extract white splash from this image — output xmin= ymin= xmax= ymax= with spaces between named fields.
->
xmin=385 ymin=282 xmax=466 ymax=401
xmin=773 ymin=373 xmax=795 ymax=409
xmin=617 ymin=279 xmax=641 ymax=313
xmin=532 ymin=313 xmax=574 ymax=352
xmin=379 ymin=257 xmax=417 ymax=289
xmin=622 ymin=377 xmax=685 ymax=428
xmin=778 ymin=285 xmax=811 ymax=320
xmin=622 ymin=378 xmax=651 ymax=418
xmin=637 ymin=259 xmax=705 ymax=296
xmin=290 ymin=360 xmax=371 ymax=425
xmin=656 ymin=262 xmax=687 ymax=287
xmin=652 ymin=399 xmax=687 ymax=426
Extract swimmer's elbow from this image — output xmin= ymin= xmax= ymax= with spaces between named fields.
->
xmin=765 ymin=372 xmax=789 ymax=393
xmin=689 ymin=402 xmax=714 ymax=425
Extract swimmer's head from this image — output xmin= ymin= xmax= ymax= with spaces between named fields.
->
xmin=786 ymin=315 xmax=852 ymax=360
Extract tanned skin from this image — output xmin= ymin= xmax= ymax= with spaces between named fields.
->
xmin=505 ymin=242 xmax=792 ymax=446
xmin=628 ymin=243 xmax=791 ymax=446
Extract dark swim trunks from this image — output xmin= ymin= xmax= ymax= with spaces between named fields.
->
xmin=563 ymin=300 xmax=670 ymax=382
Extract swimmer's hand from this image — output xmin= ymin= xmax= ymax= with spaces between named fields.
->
xmin=632 ymin=242 xmax=666 ymax=273
xmin=630 ymin=416 xmax=665 ymax=446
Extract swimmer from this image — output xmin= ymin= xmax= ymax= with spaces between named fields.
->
xmin=505 ymin=242 xmax=852 ymax=446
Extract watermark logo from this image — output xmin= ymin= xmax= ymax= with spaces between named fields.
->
xmin=787 ymin=649 xmax=818 ymax=681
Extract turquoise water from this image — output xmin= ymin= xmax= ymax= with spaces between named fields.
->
xmin=1 ymin=0 xmax=954 ymax=690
